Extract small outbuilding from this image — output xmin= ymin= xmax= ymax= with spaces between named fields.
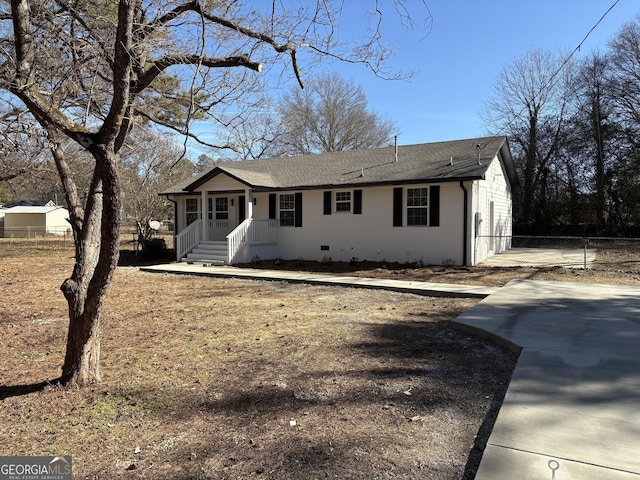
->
xmin=3 ymin=203 xmax=71 ymax=238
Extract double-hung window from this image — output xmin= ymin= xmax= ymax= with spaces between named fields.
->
xmin=324 ymin=190 xmax=362 ymax=215
xmin=279 ymin=194 xmax=295 ymax=227
xmin=407 ymin=188 xmax=428 ymax=226
xmin=393 ymin=186 xmax=440 ymax=227
xmin=186 ymin=198 xmax=199 ymax=225
xmin=335 ymin=191 xmax=351 ymax=212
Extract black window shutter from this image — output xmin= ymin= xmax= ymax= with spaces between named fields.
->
xmin=323 ymin=191 xmax=332 ymax=215
xmin=429 ymin=185 xmax=440 ymax=226
xmin=294 ymin=192 xmax=303 ymax=227
xmin=393 ymin=187 xmax=403 ymax=227
xmin=354 ymin=189 xmax=363 ymax=215
xmin=268 ymin=193 xmax=276 ymax=219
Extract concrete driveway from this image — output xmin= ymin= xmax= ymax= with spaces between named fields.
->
xmin=480 ymin=247 xmax=597 ymax=269
xmin=453 ymin=279 xmax=640 ymax=479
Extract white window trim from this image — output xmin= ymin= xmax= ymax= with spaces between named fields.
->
xmin=406 ymin=187 xmax=429 ymax=227
xmin=279 ymin=193 xmax=295 ymax=227
xmin=186 ymin=198 xmax=199 ymax=225
xmin=335 ymin=191 xmax=352 ymax=213
xmin=215 ymin=197 xmax=229 ymax=220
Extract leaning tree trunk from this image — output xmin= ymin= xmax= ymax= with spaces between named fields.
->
xmin=60 ymin=147 xmax=122 ymax=386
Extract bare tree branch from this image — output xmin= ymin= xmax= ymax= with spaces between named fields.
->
xmin=135 ymin=54 xmax=262 ymax=94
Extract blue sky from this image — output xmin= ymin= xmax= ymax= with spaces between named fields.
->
xmin=317 ymin=0 xmax=639 ymax=146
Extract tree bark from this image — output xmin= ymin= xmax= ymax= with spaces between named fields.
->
xmin=59 ymin=145 xmax=122 ymax=386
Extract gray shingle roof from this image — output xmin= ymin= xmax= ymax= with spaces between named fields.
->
xmin=161 ymin=136 xmax=518 ymax=195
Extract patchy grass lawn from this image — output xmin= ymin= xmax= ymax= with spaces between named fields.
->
xmin=0 ymin=242 xmax=521 ymax=479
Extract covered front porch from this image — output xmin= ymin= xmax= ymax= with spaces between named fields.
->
xmin=174 ymin=190 xmax=278 ymax=264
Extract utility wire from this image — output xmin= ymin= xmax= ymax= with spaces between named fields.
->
xmin=484 ymin=0 xmax=622 ymax=146
xmin=542 ymin=0 xmax=621 ymax=97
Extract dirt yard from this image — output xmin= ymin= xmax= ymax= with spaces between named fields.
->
xmin=238 ymin=255 xmax=640 ymax=287
xmin=1 ymin=242 xmax=638 ymax=479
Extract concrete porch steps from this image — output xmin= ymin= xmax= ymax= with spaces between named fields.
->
xmin=182 ymin=240 xmax=227 ymax=265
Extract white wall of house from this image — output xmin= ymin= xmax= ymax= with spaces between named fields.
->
xmin=274 ymin=183 xmax=466 ymax=265
xmin=470 ymin=156 xmax=513 ymax=265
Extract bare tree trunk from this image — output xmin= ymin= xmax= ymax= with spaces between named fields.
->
xmin=522 ymin=123 xmax=538 ymax=233
xmin=59 ymin=146 xmax=122 ymax=386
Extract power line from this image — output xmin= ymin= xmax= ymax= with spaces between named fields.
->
xmin=486 ymin=0 xmax=623 ymax=144
xmin=545 ymin=0 xmax=621 ymax=94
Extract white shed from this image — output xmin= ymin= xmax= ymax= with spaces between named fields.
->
xmin=3 ymin=205 xmax=71 ymax=238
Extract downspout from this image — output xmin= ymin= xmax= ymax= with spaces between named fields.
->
xmin=459 ymin=181 xmax=468 ymax=266
xmin=165 ymin=196 xmax=178 ymax=262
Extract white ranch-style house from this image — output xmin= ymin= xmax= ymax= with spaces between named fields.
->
xmin=161 ymin=136 xmax=519 ymax=266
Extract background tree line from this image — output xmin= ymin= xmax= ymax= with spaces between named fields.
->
xmin=1 ymin=71 xmax=395 ymax=235
xmin=483 ymin=14 xmax=640 ymax=237
xmin=4 ymin=10 xmax=640 ymax=242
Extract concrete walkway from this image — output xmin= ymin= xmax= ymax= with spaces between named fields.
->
xmin=141 ymin=263 xmax=640 ymax=479
xmin=140 ymin=263 xmax=497 ymax=298
xmin=453 ymin=279 xmax=640 ymax=479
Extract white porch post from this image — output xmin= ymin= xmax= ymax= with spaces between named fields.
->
xmin=246 ymin=188 xmax=253 ymax=219
xmin=201 ymin=190 xmax=208 ymax=241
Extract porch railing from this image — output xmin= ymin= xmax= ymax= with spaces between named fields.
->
xmin=249 ymin=219 xmax=279 ymax=245
xmin=227 ymin=219 xmax=251 ymax=264
xmin=227 ymin=218 xmax=279 ymax=264
xmin=174 ymin=218 xmax=279 ymax=264
xmin=175 ymin=219 xmax=201 ymax=261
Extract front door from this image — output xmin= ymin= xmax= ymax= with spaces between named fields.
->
xmin=209 ymin=196 xmax=231 ymax=240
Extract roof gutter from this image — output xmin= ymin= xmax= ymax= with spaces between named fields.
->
xmin=460 ymin=181 xmax=468 ymax=266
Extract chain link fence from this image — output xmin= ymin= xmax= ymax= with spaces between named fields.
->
xmin=478 ymin=236 xmax=640 ymax=271
xmin=0 ymin=226 xmax=73 ymax=248
xmin=1 ymin=225 xmax=174 ymax=251
xmin=3 ymin=226 xmax=638 ymax=272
